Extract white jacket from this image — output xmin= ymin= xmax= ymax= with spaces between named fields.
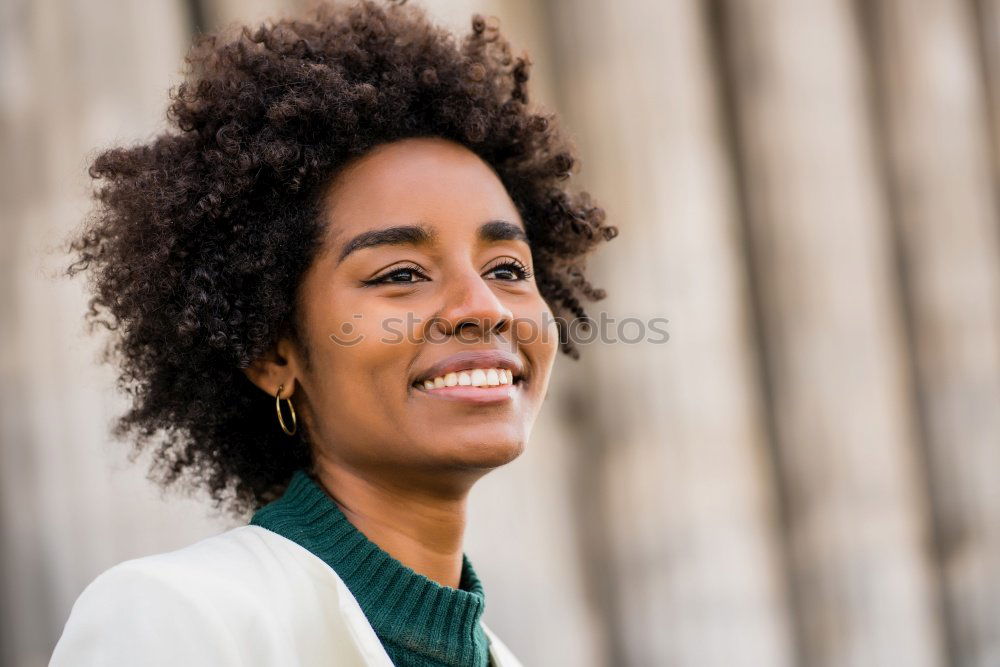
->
xmin=49 ymin=525 xmax=523 ymax=666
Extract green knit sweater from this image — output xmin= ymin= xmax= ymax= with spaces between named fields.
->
xmin=249 ymin=468 xmax=492 ymax=667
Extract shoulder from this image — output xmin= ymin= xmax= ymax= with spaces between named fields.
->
xmin=49 ymin=528 xmax=250 ymax=666
xmin=58 ymin=525 xmax=332 ymax=610
xmin=50 ymin=526 xmax=348 ymax=666
xmin=60 ymin=524 xmax=339 ymax=600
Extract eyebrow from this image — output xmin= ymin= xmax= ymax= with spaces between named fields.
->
xmin=336 ymin=220 xmax=529 ymax=265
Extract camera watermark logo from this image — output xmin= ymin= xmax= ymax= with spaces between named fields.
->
xmin=327 ymin=311 xmax=669 ymax=347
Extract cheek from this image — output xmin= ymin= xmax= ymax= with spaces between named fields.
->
xmin=308 ymin=325 xmax=415 ymax=456
xmin=514 ymin=300 xmax=560 ymax=375
xmin=334 ymin=317 xmax=413 ymax=392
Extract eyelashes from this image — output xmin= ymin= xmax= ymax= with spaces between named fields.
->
xmin=362 ymin=258 xmax=533 ymax=286
xmin=483 ymin=257 xmax=533 ymax=282
xmin=362 ymin=261 xmax=426 ymax=286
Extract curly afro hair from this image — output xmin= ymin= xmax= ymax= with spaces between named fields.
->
xmin=64 ymin=0 xmax=618 ymax=518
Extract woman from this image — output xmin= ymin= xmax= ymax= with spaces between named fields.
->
xmin=50 ymin=0 xmax=616 ymax=665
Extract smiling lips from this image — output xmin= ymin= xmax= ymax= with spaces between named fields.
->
xmin=418 ymin=367 xmax=515 ymax=390
xmin=411 ymin=350 xmax=525 ymax=405
xmin=413 ymin=373 xmax=521 ymax=404
xmin=412 ymin=349 xmax=524 ymax=386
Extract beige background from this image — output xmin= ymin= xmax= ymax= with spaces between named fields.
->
xmin=2 ymin=0 xmax=999 ymax=665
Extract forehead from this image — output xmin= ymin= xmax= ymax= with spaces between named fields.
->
xmin=319 ymin=137 xmax=522 ymax=244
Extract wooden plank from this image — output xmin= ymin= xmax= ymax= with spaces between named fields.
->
xmin=863 ymin=1 xmax=1000 ymax=664
xmin=543 ymin=0 xmax=796 ymax=664
xmin=714 ymin=1 xmax=948 ymax=665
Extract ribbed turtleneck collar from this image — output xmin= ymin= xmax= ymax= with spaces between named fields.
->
xmin=249 ymin=468 xmax=491 ymax=667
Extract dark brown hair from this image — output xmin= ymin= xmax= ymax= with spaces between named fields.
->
xmin=65 ymin=0 xmax=617 ymax=518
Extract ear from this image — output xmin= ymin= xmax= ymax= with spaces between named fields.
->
xmin=242 ymin=335 xmax=301 ymax=399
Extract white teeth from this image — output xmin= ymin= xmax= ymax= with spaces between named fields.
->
xmin=418 ymin=367 xmax=516 ymax=389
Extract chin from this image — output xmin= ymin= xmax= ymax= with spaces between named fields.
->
xmin=438 ymin=435 xmax=526 ymax=469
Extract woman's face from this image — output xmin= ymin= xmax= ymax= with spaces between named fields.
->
xmin=280 ymin=137 xmax=559 ymax=487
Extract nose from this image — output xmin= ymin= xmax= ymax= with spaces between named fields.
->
xmin=430 ymin=266 xmax=514 ymax=342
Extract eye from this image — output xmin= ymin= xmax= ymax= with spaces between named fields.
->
xmin=484 ymin=258 xmax=533 ymax=282
xmin=362 ymin=262 xmax=429 ymax=286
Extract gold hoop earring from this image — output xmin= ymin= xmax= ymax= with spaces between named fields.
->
xmin=275 ymin=383 xmax=297 ymax=436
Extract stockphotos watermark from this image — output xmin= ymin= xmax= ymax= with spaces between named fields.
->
xmin=327 ymin=311 xmax=670 ymax=347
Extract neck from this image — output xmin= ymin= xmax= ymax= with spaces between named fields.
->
xmin=312 ymin=453 xmax=473 ymax=589
xmin=248 ymin=466 xmax=492 ymax=666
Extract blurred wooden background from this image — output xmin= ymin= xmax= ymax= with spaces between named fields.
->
xmin=2 ymin=0 xmax=999 ymax=665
